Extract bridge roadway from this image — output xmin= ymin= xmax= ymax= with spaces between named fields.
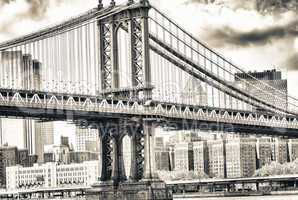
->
xmin=0 ymin=88 xmax=298 ymax=137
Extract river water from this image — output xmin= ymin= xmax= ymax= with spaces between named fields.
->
xmin=1 ymin=195 xmax=298 ymax=199
xmin=175 ymin=195 xmax=298 ymax=200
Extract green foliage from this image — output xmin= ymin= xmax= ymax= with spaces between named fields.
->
xmin=254 ymin=160 xmax=298 ymax=177
xmin=157 ymin=170 xmax=209 ymax=181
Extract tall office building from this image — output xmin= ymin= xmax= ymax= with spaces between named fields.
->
xmin=226 ymin=138 xmax=257 ymax=178
xmin=169 ymin=131 xmax=199 ymax=144
xmin=44 ymin=137 xmax=71 ymax=165
xmin=32 ymin=122 xmax=55 ymax=162
xmin=183 ymin=78 xmax=208 ymax=106
xmin=154 ymin=137 xmax=170 ymax=171
xmin=0 ymin=146 xmax=18 ymax=188
xmin=0 ymin=51 xmax=52 ymax=157
xmin=122 ymin=136 xmax=131 ymax=177
xmin=288 ymin=139 xmax=298 ymax=162
xmin=207 ymin=139 xmax=226 ymax=178
xmin=235 ymin=70 xmax=288 ymax=110
xmin=22 ymin=55 xmax=43 ymax=155
xmin=166 ymin=143 xmax=175 ymax=171
xmin=272 ymin=138 xmax=288 ymax=164
xmin=75 ymin=127 xmax=99 ymax=152
xmin=256 ymin=137 xmax=272 ymax=168
xmin=193 ymin=141 xmax=208 ymax=176
xmin=174 ymin=142 xmax=194 ymax=171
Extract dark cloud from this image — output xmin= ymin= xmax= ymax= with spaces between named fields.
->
xmin=186 ymin=0 xmax=298 ymax=13
xmin=0 ymin=0 xmax=61 ymax=33
xmin=284 ymin=53 xmax=298 ymax=71
xmin=256 ymin=0 xmax=298 ymax=13
xmin=0 ymin=0 xmax=14 ymax=6
xmin=25 ymin=0 xmax=51 ymax=20
xmin=205 ymin=20 xmax=298 ymax=47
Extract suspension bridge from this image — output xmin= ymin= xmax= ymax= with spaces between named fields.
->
xmin=1 ymin=0 xmax=298 ymax=199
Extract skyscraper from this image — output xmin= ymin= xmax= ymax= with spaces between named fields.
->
xmin=193 ymin=141 xmax=208 ymax=176
xmin=75 ymin=127 xmax=99 ymax=152
xmin=122 ymin=136 xmax=131 ymax=177
xmin=256 ymin=137 xmax=272 ymax=168
xmin=174 ymin=142 xmax=194 ymax=171
xmin=288 ymin=139 xmax=298 ymax=162
xmin=22 ymin=54 xmax=43 ymax=155
xmin=154 ymin=137 xmax=170 ymax=171
xmin=272 ymin=138 xmax=288 ymax=164
xmin=35 ymin=122 xmax=55 ymax=162
xmin=169 ymin=131 xmax=199 ymax=144
xmin=226 ymin=138 xmax=257 ymax=178
xmin=235 ymin=70 xmax=288 ymax=110
xmin=0 ymin=51 xmax=51 ymax=156
xmin=207 ymin=139 xmax=226 ymax=178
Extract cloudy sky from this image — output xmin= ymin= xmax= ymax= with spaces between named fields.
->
xmin=0 ymin=0 xmax=297 ymax=146
xmin=0 ymin=0 xmax=297 ymax=93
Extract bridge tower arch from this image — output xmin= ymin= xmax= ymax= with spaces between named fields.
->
xmin=98 ymin=0 xmax=152 ymax=100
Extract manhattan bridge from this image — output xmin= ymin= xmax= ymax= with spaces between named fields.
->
xmin=0 ymin=0 xmax=298 ymax=199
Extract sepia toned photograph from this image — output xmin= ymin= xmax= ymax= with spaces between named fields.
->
xmin=0 ymin=0 xmax=297 ymax=199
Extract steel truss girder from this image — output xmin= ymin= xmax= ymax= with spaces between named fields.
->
xmin=99 ymin=130 xmax=113 ymax=181
xmin=129 ymin=123 xmax=145 ymax=181
xmin=99 ymin=22 xmax=113 ymax=90
xmin=135 ymin=124 xmax=145 ymax=180
xmin=130 ymin=18 xmax=144 ymax=87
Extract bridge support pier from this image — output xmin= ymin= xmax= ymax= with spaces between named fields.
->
xmin=111 ymin=125 xmax=127 ymax=184
xmin=88 ymin=120 xmax=172 ymax=200
xmin=99 ymin=128 xmax=113 ymax=182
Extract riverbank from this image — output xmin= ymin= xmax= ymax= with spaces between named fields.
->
xmin=174 ymin=190 xmax=298 ymax=199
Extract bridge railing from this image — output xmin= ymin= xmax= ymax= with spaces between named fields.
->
xmin=1 ymin=90 xmax=298 ymax=131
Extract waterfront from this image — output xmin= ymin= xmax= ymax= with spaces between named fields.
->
xmin=1 ymin=195 xmax=298 ymax=200
xmin=175 ymin=195 xmax=298 ymax=200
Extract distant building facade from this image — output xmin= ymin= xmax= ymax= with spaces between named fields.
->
xmin=154 ymin=137 xmax=170 ymax=171
xmin=69 ymin=151 xmax=99 ymax=163
xmin=6 ymin=161 xmax=100 ymax=190
xmin=174 ymin=142 xmax=194 ymax=171
xmin=0 ymin=51 xmax=54 ymax=162
xmin=0 ymin=145 xmax=37 ymax=188
xmin=75 ymin=127 xmax=99 ymax=153
xmin=193 ymin=141 xmax=208 ymax=175
xmin=226 ymin=138 xmax=256 ymax=178
xmin=34 ymin=122 xmax=54 ymax=163
xmin=207 ymin=139 xmax=226 ymax=178
xmin=235 ymin=70 xmax=288 ymax=110
xmin=288 ymin=139 xmax=298 ymax=162
xmin=272 ymin=138 xmax=288 ymax=164
xmin=256 ymin=137 xmax=272 ymax=168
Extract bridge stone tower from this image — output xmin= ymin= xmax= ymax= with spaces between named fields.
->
xmin=89 ymin=1 xmax=172 ymax=199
